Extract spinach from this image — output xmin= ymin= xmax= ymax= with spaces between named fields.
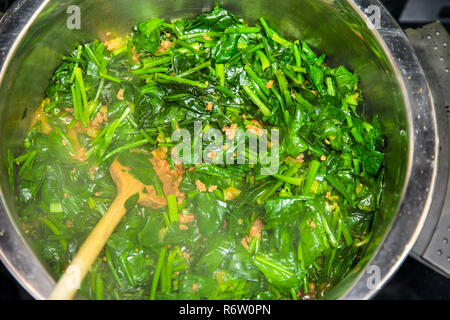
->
xmin=10 ymin=7 xmax=385 ymax=300
xmin=132 ymin=18 xmax=165 ymax=54
xmin=189 ymin=192 xmax=228 ymax=237
xmin=212 ymin=33 xmax=241 ymax=63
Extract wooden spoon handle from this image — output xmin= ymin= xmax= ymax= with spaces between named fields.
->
xmin=49 ymin=191 xmax=131 ymax=300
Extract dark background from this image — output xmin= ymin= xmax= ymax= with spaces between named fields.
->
xmin=0 ymin=0 xmax=449 ymax=300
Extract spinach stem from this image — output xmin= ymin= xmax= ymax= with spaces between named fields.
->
xmin=95 ymin=273 xmax=104 ymax=300
xmin=39 ymin=217 xmax=67 ymax=250
xmin=53 ymin=127 xmax=76 ymax=155
xmin=244 ymin=64 xmax=270 ymax=96
xmin=272 ymin=33 xmax=292 ymax=47
xmin=326 ymin=77 xmax=336 ymax=96
xmin=94 ymin=78 xmax=105 ymax=104
xmin=272 ymin=174 xmax=303 ymax=186
xmin=74 ymin=67 xmax=90 ymax=127
xmin=228 ymin=43 xmax=264 ymax=63
xmin=118 ymin=253 xmax=135 ymax=286
xmin=256 ymin=50 xmax=270 ymax=70
xmin=150 ymin=246 xmax=168 ymax=300
xmin=84 ymin=45 xmax=101 ymax=68
xmin=259 ymin=17 xmax=275 ymax=38
xmin=160 ymin=263 xmax=167 ymax=292
xmin=102 ymin=139 xmax=151 ymax=162
xmin=318 ymin=211 xmax=338 ymax=247
xmin=69 ymin=45 xmax=83 ymax=83
xmin=155 ymin=73 xmax=208 ymax=88
xmin=143 ymin=56 xmax=172 ymax=69
xmin=166 ymin=250 xmax=176 ymax=293
xmin=167 ymin=194 xmax=179 ymax=223
xmin=224 ymin=26 xmax=261 ymax=34
xmin=216 ymin=85 xmax=236 ymax=99
xmin=291 ymin=288 xmax=298 ymax=300
xmin=131 ymin=67 xmax=168 ymax=75
xmin=105 ymin=247 xmax=122 ymax=287
xmin=100 ymin=72 xmax=123 ymax=83
xmin=215 ymin=63 xmax=225 ymax=86
xmin=242 ymin=85 xmax=272 ymax=116
xmin=275 ymin=70 xmax=293 ymax=107
xmin=303 ymin=160 xmax=320 ymax=195
xmin=16 ymin=150 xmax=38 ymax=176
xmin=254 ymin=254 xmax=293 ymax=277
xmin=177 ymin=61 xmax=211 ymax=78
xmin=257 ymin=162 xmax=301 ymax=203
xmin=71 ymin=84 xmax=82 ymax=123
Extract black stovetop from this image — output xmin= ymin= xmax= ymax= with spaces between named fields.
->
xmin=0 ymin=0 xmax=449 ymax=300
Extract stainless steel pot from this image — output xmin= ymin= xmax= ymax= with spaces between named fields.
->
xmin=0 ymin=0 xmax=439 ymax=299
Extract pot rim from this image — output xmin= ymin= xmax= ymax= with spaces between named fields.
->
xmin=0 ymin=0 xmax=438 ymax=300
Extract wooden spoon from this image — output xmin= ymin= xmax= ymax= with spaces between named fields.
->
xmin=49 ymin=158 xmax=165 ymax=300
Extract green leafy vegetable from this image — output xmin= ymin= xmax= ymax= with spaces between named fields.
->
xmin=10 ymin=7 xmax=384 ymax=300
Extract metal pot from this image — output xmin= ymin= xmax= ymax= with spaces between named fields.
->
xmin=0 ymin=0 xmax=440 ymax=299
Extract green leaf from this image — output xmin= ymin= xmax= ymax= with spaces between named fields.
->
xmin=332 ymin=66 xmax=358 ymax=97
xmin=189 ymin=192 xmax=228 ymax=237
xmin=253 ymin=254 xmax=303 ymax=288
xmin=212 ymin=33 xmax=241 ymax=63
xmin=133 ymin=18 xmax=165 ymax=54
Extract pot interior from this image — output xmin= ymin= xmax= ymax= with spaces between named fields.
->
xmin=0 ymin=0 xmax=409 ymax=298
